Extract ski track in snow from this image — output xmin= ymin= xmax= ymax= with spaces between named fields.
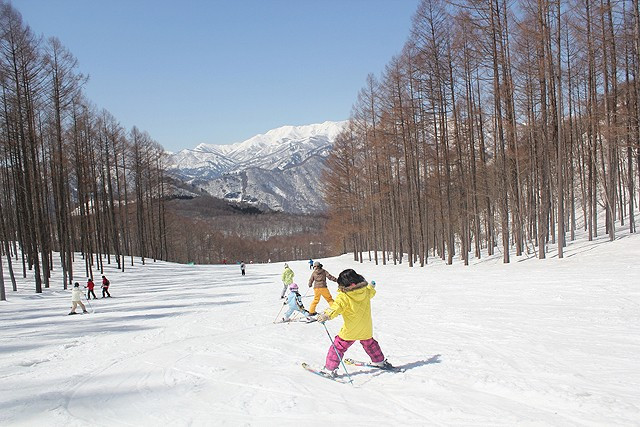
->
xmin=1 ymin=232 xmax=640 ymax=426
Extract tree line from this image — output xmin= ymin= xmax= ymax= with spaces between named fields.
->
xmin=163 ymin=194 xmax=334 ymax=265
xmin=325 ymin=0 xmax=640 ymax=266
xmin=0 ymin=2 xmax=168 ymax=299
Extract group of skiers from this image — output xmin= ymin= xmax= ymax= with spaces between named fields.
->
xmin=279 ymin=261 xmax=392 ymax=377
xmin=68 ymin=275 xmax=111 ymax=315
xmin=67 ymin=258 xmax=390 ymax=376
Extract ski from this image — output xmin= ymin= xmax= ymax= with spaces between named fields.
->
xmin=275 ymin=317 xmax=316 ymax=324
xmin=301 ymin=363 xmax=349 ymax=383
xmin=343 ymin=358 xmax=405 ymax=373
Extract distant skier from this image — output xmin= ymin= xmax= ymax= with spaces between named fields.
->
xmin=101 ymin=275 xmax=111 ymax=298
xmin=281 ymin=263 xmax=294 ymax=299
xmin=282 ymin=283 xmax=311 ymax=322
xmin=308 ymin=259 xmax=314 ymax=270
xmin=316 ymin=269 xmax=392 ymax=377
xmin=85 ymin=278 xmax=97 ymax=300
xmin=69 ymin=282 xmax=88 ymax=315
xmin=307 ymin=261 xmax=336 ymax=315
xmin=240 ymin=261 xmax=246 ymax=276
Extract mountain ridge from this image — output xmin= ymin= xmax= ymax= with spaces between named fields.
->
xmin=166 ymin=121 xmax=347 ymax=214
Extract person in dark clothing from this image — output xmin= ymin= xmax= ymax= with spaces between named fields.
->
xmin=101 ymin=275 xmax=111 ymax=298
xmin=240 ymin=262 xmax=246 ymax=276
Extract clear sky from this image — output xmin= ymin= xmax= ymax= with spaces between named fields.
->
xmin=11 ymin=0 xmax=420 ymax=152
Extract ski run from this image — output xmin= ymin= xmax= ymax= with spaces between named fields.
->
xmin=1 ymin=229 xmax=639 ymax=426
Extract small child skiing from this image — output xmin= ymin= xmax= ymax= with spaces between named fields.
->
xmin=316 ymin=269 xmax=392 ymax=377
xmin=282 ymin=283 xmax=311 ymax=322
xmin=101 ymin=275 xmax=111 ymax=298
xmin=69 ymin=282 xmax=88 ymax=315
xmin=281 ymin=263 xmax=294 ymax=299
xmin=85 ymin=278 xmax=97 ymax=300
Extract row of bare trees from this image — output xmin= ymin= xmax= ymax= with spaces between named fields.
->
xmin=325 ymin=0 xmax=640 ymax=266
xmin=0 ymin=2 xmax=168 ymax=298
xmin=161 ymin=201 xmax=333 ymax=265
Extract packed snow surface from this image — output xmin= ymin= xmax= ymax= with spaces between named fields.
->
xmin=1 ymin=232 xmax=639 ymax=426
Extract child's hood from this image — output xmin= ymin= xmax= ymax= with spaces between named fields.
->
xmin=338 ymin=281 xmax=370 ymax=302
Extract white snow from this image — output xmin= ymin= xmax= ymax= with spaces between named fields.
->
xmin=172 ymin=121 xmax=347 ymax=169
xmin=1 ymin=230 xmax=639 ymax=426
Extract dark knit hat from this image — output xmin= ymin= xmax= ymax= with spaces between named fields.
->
xmin=337 ymin=269 xmax=365 ymax=287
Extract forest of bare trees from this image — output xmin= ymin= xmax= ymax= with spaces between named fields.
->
xmin=163 ymin=194 xmax=333 ymax=265
xmin=4 ymin=0 xmax=637 ymax=296
xmin=0 ymin=2 xmax=168 ymax=298
xmin=326 ymin=0 xmax=640 ymax=266
xmin=0 ymin=2 xmax=336 ymax=299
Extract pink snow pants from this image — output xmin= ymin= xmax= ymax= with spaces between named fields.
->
xmin=325 ymin=336 xmax=384 ymax=370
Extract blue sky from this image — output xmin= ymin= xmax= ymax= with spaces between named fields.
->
xmin=12 ymin=0 xmax=419 ymax=152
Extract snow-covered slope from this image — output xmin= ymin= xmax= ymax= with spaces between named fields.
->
xmin=167 ymin=121 xmax=346 ymax=213
xmin=201 ymin=156 xmax=327 ymax=212
xmin=1 ymin=228 xmax=639 ymax=425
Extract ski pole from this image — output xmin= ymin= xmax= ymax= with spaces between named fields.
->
xmin=322 ymin=322 xmax=353 ymax=385
xmin=273 ymin=301 xmax=287 ymax=323
xmin=82 ymin=293 xmax=93 ymax=313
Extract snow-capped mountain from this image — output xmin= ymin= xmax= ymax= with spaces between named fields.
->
xmin=167 ymin=121 xmax=347 ymax=213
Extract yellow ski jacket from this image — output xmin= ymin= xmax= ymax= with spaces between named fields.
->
xmin=282 ymin=267 xmax=294 ymax=285
xmin=324 ymin=282 xmax=376 ymax=341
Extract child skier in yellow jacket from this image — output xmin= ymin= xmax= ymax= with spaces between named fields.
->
xmin=317 ymin=268 xmax=391 ymax=376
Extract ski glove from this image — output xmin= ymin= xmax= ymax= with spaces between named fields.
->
xmin=316 ymin=313 xmax=330 ymax=323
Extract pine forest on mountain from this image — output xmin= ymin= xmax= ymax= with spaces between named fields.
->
xmin=1 ymin=0 xmax=640 ymax=297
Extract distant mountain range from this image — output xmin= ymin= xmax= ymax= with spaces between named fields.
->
xmin=166 ymin=121 xmax=347 ymax=214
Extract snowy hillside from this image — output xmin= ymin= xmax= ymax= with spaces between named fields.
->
xmin=1 ymin=231 xmax=639 ymax=425
xmin=201 ymin=156 xmax=327 ymax=212
xmin=167 ymin=121 xmax=346 ymax=213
